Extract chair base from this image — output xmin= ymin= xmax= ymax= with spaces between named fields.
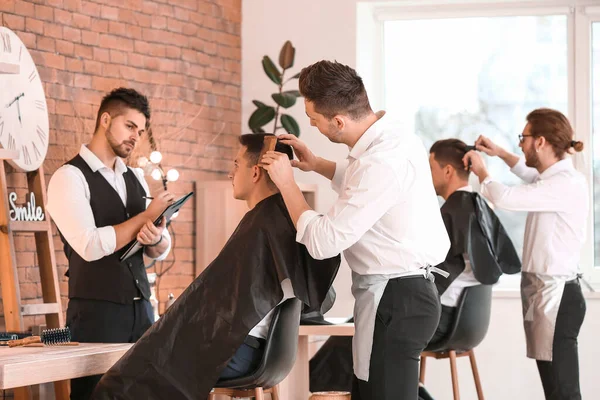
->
xmin=420 ymin=349 xmax=484 ymax=400
xmin=209 ymin=384 xmax=279 ymax=400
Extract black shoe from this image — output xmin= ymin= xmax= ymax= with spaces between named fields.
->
xmin=418 ymin=385 xmax=435 ymax=400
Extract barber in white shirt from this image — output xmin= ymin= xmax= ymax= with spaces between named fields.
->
xmin=46 ymin=88 xmax=174 ymax=400
xmin=261 ymin=60 xmax=450 ymax=400
xmin=464 ymin=108 xmax=588 ymax=400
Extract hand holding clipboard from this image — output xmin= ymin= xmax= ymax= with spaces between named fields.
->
xmin=120 ymin=191 xmax=194 ymax=261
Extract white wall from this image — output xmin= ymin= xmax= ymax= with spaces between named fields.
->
xmin=242 ymin=1 xmax=600 ymax=399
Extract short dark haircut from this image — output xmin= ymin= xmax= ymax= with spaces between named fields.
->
xmin=299 ymin=60 xmax=372 ymax=120
xmin=238 ymin=134 xmax=294 ymax=165
xmin=94 ymin=87 xmax=151 ymax=132
xmin=526 ymin=108 xmax=584 ymax=157
xmin=430 ymin=138 xmax=470 ymax=180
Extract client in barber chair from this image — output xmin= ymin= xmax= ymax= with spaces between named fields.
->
xmin=309 ymin=139 xmax=520 ymax=400
xmin=92 ymin=134 xmax=341 ymax=400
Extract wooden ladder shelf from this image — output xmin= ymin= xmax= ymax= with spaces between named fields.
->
xmin=0 ymin=160 xmax=69 ymax=399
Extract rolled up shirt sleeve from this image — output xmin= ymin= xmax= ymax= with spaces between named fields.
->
xmin=296 ymin=162 xmax=401 ymax=259
xmin=46 ymin=166 xmax=116 ymax=262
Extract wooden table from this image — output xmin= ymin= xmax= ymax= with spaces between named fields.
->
xmin=278 ymin=323 xmax=355 ymax=400
xmin=0 ymin=343 xmax=132 ymax=391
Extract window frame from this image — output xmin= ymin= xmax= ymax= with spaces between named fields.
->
xmin=357 ymin=0 xmax=600 ymax=290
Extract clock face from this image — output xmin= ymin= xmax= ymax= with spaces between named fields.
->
xmin=0 ymin=27 xmax=49 ymax=172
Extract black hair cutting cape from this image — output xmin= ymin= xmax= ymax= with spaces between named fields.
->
xmin=91 ymin=193 xmax=341 ymax=400
xmin=435 ymin=190 xmax=521 ymax=294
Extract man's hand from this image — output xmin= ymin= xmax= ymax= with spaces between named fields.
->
xmin=137 ymin=217 xmax=166 ymax=246
xmin=261 ymin=151 xmax=296 ymax=190
xmin=463 ymin=151 xmax=489 ymax=182
xmin=277 ymin=133 xmax=318 ymax=172
xmin=145 ymin=191 xmax=176 ymax=220
xmin=475 ymin=135 xmax=503 ymax=157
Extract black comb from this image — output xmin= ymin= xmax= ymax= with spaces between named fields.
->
xmin=8 ymin=327 xmax=77 ymax=347
xmin=464 ymin=145 xmax=477 ymax=152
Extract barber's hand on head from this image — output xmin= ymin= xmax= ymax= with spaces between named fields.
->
xmin=145 ymin=191 xmax=176 ymax=220
xmin=277 ymin=133 xmax=318 ymax=172
xmin=261 ymin=151 xmax=295 ymax=189
xmin=475 ymin=135 xmax=502 ymax=157
xmin=137 ymin=217 xmax=166 ymax=246
xmin=463 ymin=151 xmax=489 ymax=181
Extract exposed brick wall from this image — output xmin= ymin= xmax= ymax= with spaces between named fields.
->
xmin=0 ymin=0 xmax=241 ymax=329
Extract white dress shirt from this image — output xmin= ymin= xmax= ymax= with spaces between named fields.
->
xmin=296 ymin=113 xmax=450 ymax=381
xmin=440 ymin=186 xmax=480 ymax=307
xmin=296 ymin=115 xmax=450 ymax=274
xmin=481 ymin=157 xmax=588 ymax=278
xmin=46 ymin=145 xmax=171 ymax=262
xmin=248 ymin=278 xmax=294 ymax=339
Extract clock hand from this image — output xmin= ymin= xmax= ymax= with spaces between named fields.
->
xmin=5 ymin=92 xmax=24 ymax=108
xmin=16 ymin=100 xmax=22 ymax=126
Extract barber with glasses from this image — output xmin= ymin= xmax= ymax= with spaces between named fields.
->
xmin=463 ymin=108 xmax=588 ymax=400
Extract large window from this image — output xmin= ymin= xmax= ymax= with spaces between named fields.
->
xmin=383 ymin=15 xmax=568 ymax=255
xmin=593 ymin=22 xmax=600 ymax=267
xmin=358 ymin=2 xmax=600 ymax=286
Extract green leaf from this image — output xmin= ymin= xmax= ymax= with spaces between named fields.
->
xmin=272 ymin=93 xmax=297 ymax=109
xmin=289 ymin=72 xmax=300 ymax=79
xmin=280 ymin=114 xmax=300 ymax=137
xmin=262 ymin=56 xmax=281 ymax=85
xmin=282 ymin=90 xmax=301 ymax=98
xmin=248 ymin=106 xmax=276 ymax=130
xmin=278 ymin=40 xmax=295 ymax=69
xmin=252 ymin=100 xmax=268 ymax=108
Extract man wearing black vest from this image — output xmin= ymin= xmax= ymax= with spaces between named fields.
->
xmin=46 ymin=88 xmax=174 ymax=400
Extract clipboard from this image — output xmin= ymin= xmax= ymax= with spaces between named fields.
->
xmin=120 ymin=191 xmax=194 ymax=261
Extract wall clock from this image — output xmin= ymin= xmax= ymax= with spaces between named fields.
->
xmin=0 ymin=27 xmax=49 ymax=172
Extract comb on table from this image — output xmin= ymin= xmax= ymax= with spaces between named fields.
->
xmin=8 ymin=327 xmax=78 ymax=347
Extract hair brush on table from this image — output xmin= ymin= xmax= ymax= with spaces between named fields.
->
xmin=8 ymin=327 xmax=78 ymax=347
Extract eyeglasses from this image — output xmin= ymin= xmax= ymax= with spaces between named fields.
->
xmin=518 ymin=134 xmax=535 ymax=143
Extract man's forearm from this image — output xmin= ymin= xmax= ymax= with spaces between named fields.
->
xmin=114 ymin=211 xmax=152 ymax=251
xmin=498 ymin=148 xmax=520 ymax=169
xmin=314 ymin=157 xmax=336 ymax=181
xmin=279 ymin=182 xmax=312 ymax=227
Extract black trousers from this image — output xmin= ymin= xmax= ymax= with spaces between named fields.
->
xmin=67 ymin=298 xmax=154 ymax=400
xmin=351 ymin=276 xmax=441 ymax=400
xmin=536 ymin=281 xmax=586 ymax=400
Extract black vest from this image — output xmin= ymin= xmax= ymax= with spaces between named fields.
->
xmin=59 ymin=155 xmax=151 ymax=304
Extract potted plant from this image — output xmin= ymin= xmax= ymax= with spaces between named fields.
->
xmin=249 ymin=41 xmax=302 ymax=136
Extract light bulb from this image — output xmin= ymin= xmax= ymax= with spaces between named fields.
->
xmin=138 ymin=156 xmax=148 ymax=168
xmin=151 ymin=168 xmax=162 ymax=181
xmin=150 ymin=151 xmax=162 ymax=164
xmin=166 ymin=169 xmax=179 ymax=182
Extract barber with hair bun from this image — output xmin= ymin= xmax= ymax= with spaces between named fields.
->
xmin=463 ymin=108 xmax=588 ymax=400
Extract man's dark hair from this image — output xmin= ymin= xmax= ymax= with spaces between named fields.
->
xmin=238 ymin=133 xmax=294 ymax=165
xmin=299 ymin=60 xmax=372 ymax=120
xmin=94 ymin=87 xmax=151 ymax=132
xmin=430 ymin=138 xmax=470 ymax=180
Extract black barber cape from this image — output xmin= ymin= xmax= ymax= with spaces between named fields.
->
xmin=435 ymin=190 xmax=521 ymax=294
xmin=92 ymin=194 xmax=341 ymax=400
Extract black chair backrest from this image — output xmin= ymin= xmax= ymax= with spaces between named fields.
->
xmin=215 ymin=297 xmax=302 ymax=389
xmin=426 ymin=284 xmax=492 ymax=353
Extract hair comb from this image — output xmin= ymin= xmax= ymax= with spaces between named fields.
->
xmin=8 ymin=327 xmax=78 ymax=347
xmin=258 ymin=135 xmax=278 ymax=166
